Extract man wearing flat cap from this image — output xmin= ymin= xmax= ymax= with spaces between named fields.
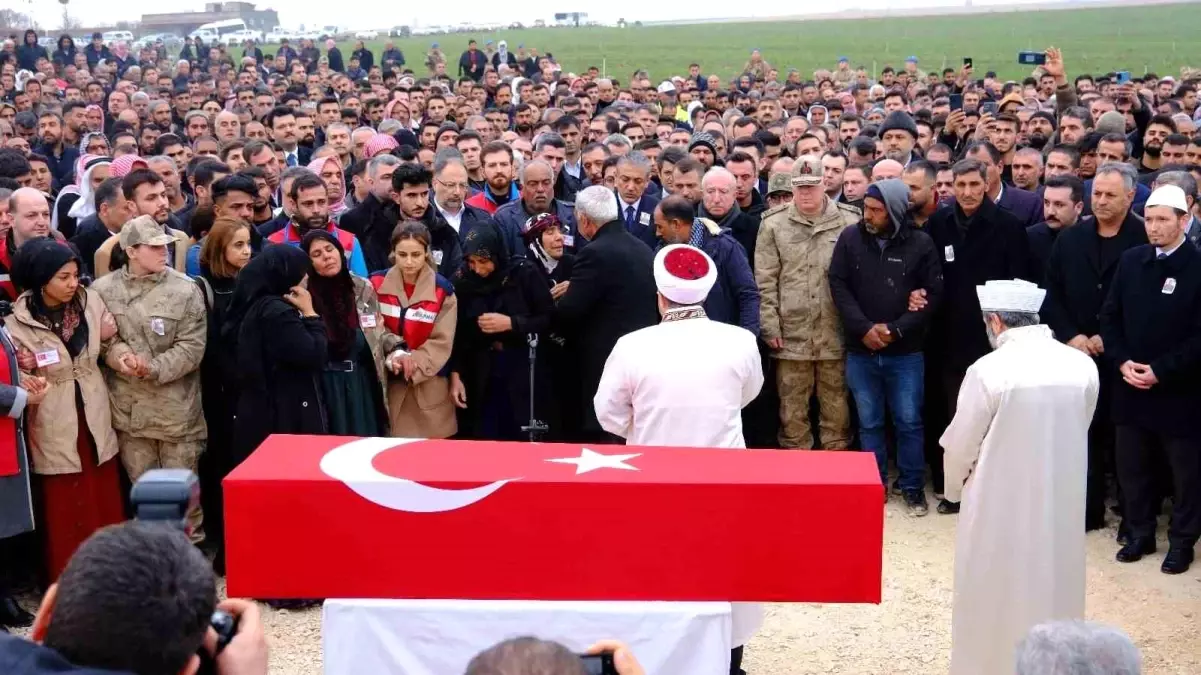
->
xmin=941 ymin=279 xmax=1098 ymax=675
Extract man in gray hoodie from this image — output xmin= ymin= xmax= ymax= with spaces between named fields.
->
xmin=828 ymin=178 xmax=944 ymax=515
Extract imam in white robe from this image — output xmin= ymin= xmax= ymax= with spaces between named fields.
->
xmin=593 ymin=309 xmax=764 ymax=647
xmin=940 ymin=324 xmax=1099 ymax=675
xmin=594 ymin=312 xmax=763 ymax=448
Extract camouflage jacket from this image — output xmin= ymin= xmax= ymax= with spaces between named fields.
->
xmin=92 ymin=267 xmax=207 ymax=441
xmin=755 ymin=198 xmax=859 ymax=361
xmin=742 ymin=59 xmax=772 ymax=82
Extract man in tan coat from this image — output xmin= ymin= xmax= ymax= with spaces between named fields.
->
xmin=756 ymin=155 xmax=859 ymax=449
xmin=92 ymin=216 xmax=208 ymax=537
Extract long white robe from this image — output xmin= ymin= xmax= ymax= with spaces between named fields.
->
xmin=594 ymin=314 xmax=763 ymax=448
xmin=594 ymin=311 xmax=764 ymax=646
xmin=940 ymin=324 xmax=1099 ymax=675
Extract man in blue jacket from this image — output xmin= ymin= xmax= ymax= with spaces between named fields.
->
xmin=653 ymin=193 xmax=758 ymax=336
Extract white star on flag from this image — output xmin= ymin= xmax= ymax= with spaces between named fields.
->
xmin=546 ymin=448 xmax=642 ymax=475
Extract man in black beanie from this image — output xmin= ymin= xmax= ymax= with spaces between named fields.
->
xmin=1027 ymin=111 xmax=1057 ymax=150
xmin=880 ymin=110 xmax=920 ymax=166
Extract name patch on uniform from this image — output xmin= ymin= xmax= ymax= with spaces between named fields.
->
xmin=944 ymin=245 xmax=955 ymax=262
xmin=150 ymin=318 xmax=166 ymax=336
xmin=406 ymin=307 xmax=437 ymax=324
xmin=359 ymin=314 xmax=377 ymax=328
xmin=35 ymin=349 xmax=60 ymax=367
xmin=639 ymin=212 xmax=651 ymax=226
xmin=1163 ymin=277 xmax=1177 ymax=294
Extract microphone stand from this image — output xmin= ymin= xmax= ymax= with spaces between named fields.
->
xmin=520 ymin=333 xmax=548 ymax=442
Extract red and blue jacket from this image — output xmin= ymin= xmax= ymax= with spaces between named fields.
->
xmin=268 ymin=221 xmax=369 ymax=277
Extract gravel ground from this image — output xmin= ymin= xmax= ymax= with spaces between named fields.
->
xmin=238 ymin=500 xmax=1201 ymax=675
xmin=14 ymin=500 xmax=1199 ymax=674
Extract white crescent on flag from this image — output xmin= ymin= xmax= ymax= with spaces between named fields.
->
xmin=319 ymin=437 xmax=518 ymax=513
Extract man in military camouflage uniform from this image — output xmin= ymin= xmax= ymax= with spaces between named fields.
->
xmin=755 ymin=155 xmax=860 ymax=449
xmin=92 ymin=215 xmax=208 ymax=538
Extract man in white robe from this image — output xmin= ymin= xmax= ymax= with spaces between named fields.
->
xmin=941 ymin=279 xmax=1099 ymax=675
xmin=595 ymin=244 xmax=763 ymax=448
xmin=594 ymin=243 xmax=763 ymax=674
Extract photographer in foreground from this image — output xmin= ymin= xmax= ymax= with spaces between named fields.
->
xmin=0 ymin=521 xmax=267 ymax=675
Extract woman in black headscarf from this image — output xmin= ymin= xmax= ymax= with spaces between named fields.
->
xmin=451 ymin=223 xmax=554 ymax=440
xmin=222 ymin=243 xmax=328 ymax=466
xmin=301 ymin=230 xmax=388 ymax=436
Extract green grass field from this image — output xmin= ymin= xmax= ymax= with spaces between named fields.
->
xmin=342 ymin=3 xmax=1198 ymax=84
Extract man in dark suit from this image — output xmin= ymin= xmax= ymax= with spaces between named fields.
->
xmin=556 ymin=185 xmax=659 ymax=443
xmin=265 ymin=106 xmax=312 ymax=168
xmin=1043 ymin=164 xmax=1147 ymax=532
xmin=339 ymin=155 xmax=401 ymax=274
xmin=1081 ymin=134 xmax=1151 ymax=217
xmin=1026 ymin=175 xmax=1085 ymax=285
xmin=923 ymin=158 xmax=1032 ymax=513
xmin=613 ymin=152 xmax=660 ymax=248
xmin=69 ymin=176 xmax=130 ymax=278
xmin=431 ymin=155 xmax=493 ymax=250
xmin=1100 ymin=184 xmax=1201 ymax=575
xmin=965 ymin=141 xmax=1044 ymax=227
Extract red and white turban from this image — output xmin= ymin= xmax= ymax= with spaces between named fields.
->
xmin=654 ymin=244 xmax=716 ymax=306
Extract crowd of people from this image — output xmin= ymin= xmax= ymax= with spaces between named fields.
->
xmin=0 ymin=25 xmax=1197 ymax=668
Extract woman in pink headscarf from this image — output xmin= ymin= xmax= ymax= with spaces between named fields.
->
xmin=309 ymin=155 xmax=348 ymax=218
xmin=84 ymin=105 xmax=104 ymax=133
xmin=838 ymin=91 xmax=857 ymax=116
xmin=383 ymin=99 xmax=412 ymax=127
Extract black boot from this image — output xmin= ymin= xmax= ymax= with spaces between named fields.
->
xmin=1115 ymin=537 xmax=1156 ymax=563
xmin=0 ymin=594 xmax=34 ymax=628
xmin=1161 ymin=547 xmax=1194 ymax=575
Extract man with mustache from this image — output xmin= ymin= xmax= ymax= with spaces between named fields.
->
xmin=1027 ymin=175 xmax=1084 ymax=285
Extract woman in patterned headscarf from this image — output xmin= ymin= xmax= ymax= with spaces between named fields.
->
xmin=307 ymin=154 xmax=348 ymax=219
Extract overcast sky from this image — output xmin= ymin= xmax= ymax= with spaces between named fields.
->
xmin=20 ymin=0 xmax=1059 ymax=31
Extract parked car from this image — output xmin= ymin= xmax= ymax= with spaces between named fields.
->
xmin=222 ymin=29 xmax=264 ymax=46
xmin=265 ymin=28 xmax=294 ymax=44
xmin=102 ymin=30 xmax=135 ymax=43
xmin=353 ymin=29 xmax=379 ymax=40
xmin=387 ymin=26 xmax=410 ymax=38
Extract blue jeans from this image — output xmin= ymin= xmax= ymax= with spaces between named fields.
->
xmin=845 ymin=352 xmax=926 ymax=493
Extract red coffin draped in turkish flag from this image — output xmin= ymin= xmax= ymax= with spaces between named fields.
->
xmin=224 ymin=436 xmax=884 ymax=603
